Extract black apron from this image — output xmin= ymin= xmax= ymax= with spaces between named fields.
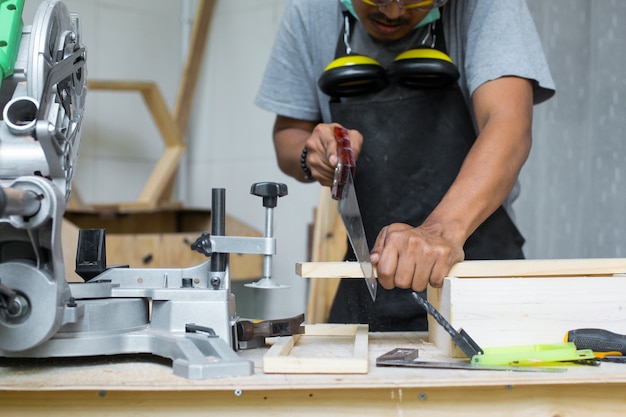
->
xmin=327 ymin=14 xmax=525 ymax=332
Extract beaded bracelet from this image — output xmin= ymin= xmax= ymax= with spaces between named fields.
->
xmin=300 ymin=147 xmax=313 ymax=180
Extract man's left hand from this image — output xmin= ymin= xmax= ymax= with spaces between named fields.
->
xmin=370 ymin=222 xmax=465 ymax=291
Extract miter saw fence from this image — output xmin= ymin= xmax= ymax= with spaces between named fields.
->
xmin=0 ymin=0 xmax=277 ymax=380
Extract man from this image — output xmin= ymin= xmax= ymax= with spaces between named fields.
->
xmin=255 ymin=0 xmax=554 ymax=331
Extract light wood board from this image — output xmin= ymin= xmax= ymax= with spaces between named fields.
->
xmin=429 ymin=275 xmax=626 ymax=357
xmin=263 ymin=324 xmax=369 ymax=374
xmin=4 ymin=332 xmax=626 ymax=416
xmin=297 ymin=258 xmax=626 ymax=279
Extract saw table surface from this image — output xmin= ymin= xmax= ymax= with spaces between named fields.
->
xmin=0 ymin=332 xmax=625 ymax=416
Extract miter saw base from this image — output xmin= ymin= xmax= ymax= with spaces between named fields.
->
xmin=6 ymin=298 xmax=251 ymax=379
xmin=0 ymin=284 xmax=254 ymax=379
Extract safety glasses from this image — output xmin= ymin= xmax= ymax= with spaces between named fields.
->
xmin=360 ymin=0 xmax=448 ymax=11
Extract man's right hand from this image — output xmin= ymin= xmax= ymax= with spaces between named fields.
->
xmin=272 ymin=116 xmax=363 ymax=184
xmin=303 ymin=123 xmax=363 ymax=186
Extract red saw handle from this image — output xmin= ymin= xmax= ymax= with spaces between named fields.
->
xmin=331 ymin=127 xmax=355 ymax=200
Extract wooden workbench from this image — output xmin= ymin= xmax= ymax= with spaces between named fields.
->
xmin=1 ymin=332 xmax=625 ymax=416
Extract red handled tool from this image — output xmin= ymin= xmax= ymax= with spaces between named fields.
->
xmin=331 ymin=127 xmax=376 ymax=301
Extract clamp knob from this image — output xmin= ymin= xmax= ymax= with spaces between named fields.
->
xmin=245 ymin=182 xmax=289 ymax=290
xmin=250 ymin=182 xmax=288 ymax=208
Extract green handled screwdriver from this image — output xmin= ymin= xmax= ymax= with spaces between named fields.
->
xmin=566 ymin=328 xmax=626 ymax=358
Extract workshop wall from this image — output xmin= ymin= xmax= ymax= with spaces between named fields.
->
xmin=520 ymin=0 xmax=626 ymax=259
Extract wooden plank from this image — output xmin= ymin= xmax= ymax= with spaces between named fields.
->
xmin=429 ymin=275 xmax=626 ymax=357
xmin=5 ymin=332 xmax=626 ymax=390
xmin=140 ymin=83 xmax=184 ymax=148
xmin=6 ymin=331 xmax=626 ymax=417
xmin=3 ymin=384 xmax=626 ymax=417
xmin=66 ymin=210 xmax=181 ymax=234
xmin=297 ymin=258 xmax=626 ymax=279
xmin=263 ymin=324 xmax=368 ymax=374
xmin=87 ymin=80 xmax=153 ymax=92
xmin=448 ymin=258 xmax=626 ymax=277
xmin=174 ymin=0 xmax=215 ymax=133
xmin=135 ymin=146 xmax=186 ymax=208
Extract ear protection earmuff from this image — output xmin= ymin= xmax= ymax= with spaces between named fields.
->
xmin=387 ymin=48 xmax=459 ymax=89
xmin=318 ymin=55 xmax=388 ymax=97
xmin=318 ymin=49 xmax=459 ymax=96
xmin=318 ymin=12 xmax=459 ymax=97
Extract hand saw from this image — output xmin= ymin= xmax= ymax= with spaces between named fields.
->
xmin=331 ymin=127 xmax=377 ymax=301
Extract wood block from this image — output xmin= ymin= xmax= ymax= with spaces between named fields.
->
xmin=263 ymin=324 xmax=369 ymax=374
xmin=429 ymin=276 xmax=626 ymax=357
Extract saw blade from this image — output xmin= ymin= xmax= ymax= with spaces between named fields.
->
xmin=337 ymin=167 xmax=376 ymax=301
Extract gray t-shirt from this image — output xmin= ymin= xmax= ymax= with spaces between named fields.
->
xmin=254 ymin=0 xmax=555 ymax=218
xmin=255 ymin=0 xmax=555 ymax=123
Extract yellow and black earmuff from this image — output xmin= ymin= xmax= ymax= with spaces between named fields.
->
xmin=318 ymin=10 xmax=460 ymax=98
xmin=318 ymin=48 xmax=460 ymax=97
xmin=318 ymin=55 xmax=388 ymax=97
xmin=387 ymin=48 xmax=459 ymax=89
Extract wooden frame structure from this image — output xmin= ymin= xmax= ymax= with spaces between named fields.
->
xmin=263 ymin=324 xmax=369 ymax=374
xmin=297 ymin=258 xmax=626 ymax=358
xmin=71 ymin=0 xmax=216 ymax=211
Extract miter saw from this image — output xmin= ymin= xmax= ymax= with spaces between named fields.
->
xmin=0 ymin=0 xmax=288 ymax=379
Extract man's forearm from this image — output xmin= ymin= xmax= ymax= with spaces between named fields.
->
xmin=422 ymin=76 xmax=534 ymax=246
xmin=273 ymin=127 xmax=310 ymax=181
xmin=272 ymin=116 xmax=317 ymax=182
xmin=424 ymin=124 xmax=531 ymax=247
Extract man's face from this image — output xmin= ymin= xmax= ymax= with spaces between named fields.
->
xmin=352 ymin=0 xmax=431 ymax=42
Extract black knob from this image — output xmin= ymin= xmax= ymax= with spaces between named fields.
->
xmin=250 ymin=182 xmax=288 ymax=208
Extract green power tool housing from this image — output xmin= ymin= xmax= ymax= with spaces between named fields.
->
xmin=0 ymin=0 xmax=24 ymax=90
